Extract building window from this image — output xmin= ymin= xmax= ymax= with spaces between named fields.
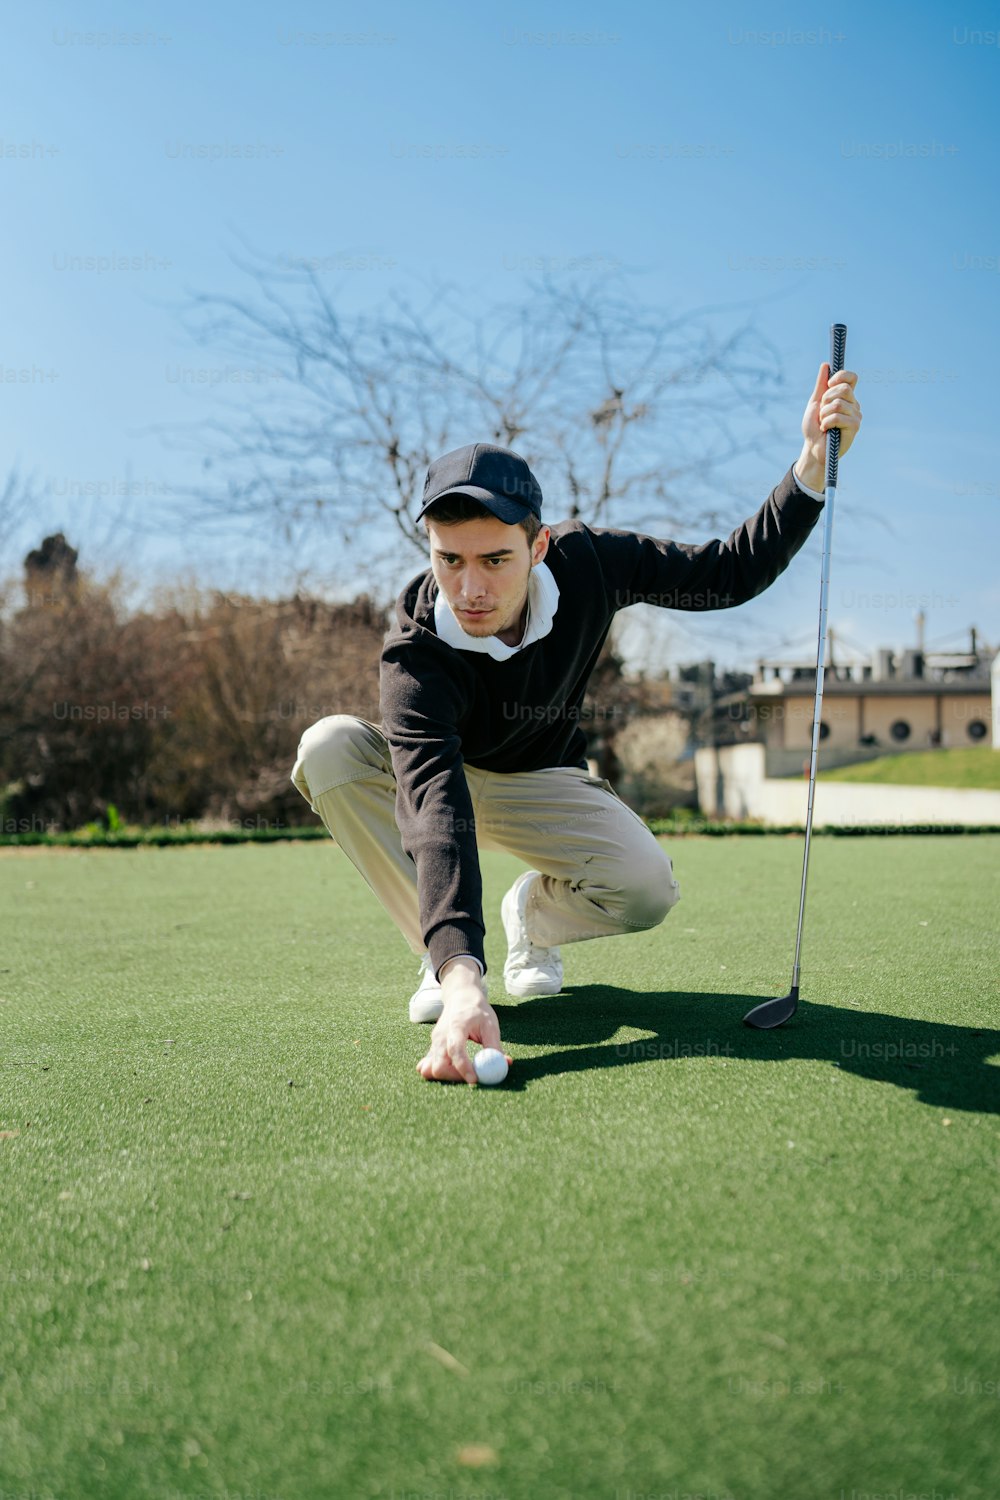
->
xmin=967 ymin=719 xmax=987 ymax=742
xmin=818 ymin=721 xmax=830 ymax=740
xmin=890 ymin=720 xmax=911 ymax=742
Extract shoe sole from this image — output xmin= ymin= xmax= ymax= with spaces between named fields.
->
xmin=409 ymin=1001 xmax=444 ymax=1024
xmin=503 ymin=974 xmax=563 ymax=999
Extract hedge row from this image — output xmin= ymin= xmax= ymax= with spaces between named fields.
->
xmin=1 ymin=819 xmax=996 ymax=849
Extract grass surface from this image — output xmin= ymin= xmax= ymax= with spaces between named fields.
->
xmin=820 ymin=745 xmax=1000 ymax=788
xmin=2 ymin=837 xmax=998 ymax=1500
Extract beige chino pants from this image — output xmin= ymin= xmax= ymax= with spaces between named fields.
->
xmin=290 ymin=715 xmax=681 ymax=965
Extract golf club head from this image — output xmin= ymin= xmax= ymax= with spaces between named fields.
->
xmin=743 ymin=986 xmax=799 ymax=1030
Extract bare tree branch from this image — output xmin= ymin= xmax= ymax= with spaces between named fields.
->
xmin=152 ymin=248 xmax=801 ymax=593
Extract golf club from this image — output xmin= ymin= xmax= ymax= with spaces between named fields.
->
xmin=743 ymin=322 xmax=848 ymax=1030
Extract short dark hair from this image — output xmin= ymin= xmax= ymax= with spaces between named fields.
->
xmin=422 ymin=493 xmax=541 ymax=549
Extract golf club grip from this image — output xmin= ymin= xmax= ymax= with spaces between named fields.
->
xmin=826 ymin=323 xmax=847 ymax=488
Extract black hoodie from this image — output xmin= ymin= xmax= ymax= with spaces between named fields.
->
xmin=379 ymin=462 xmax=824 ymax=979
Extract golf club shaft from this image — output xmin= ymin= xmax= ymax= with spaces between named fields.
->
xmin=790 ymin=323 xmax=847 ymax=990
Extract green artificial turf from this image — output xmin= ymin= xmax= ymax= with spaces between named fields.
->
xmin=820 ymin=746 xmax=1000 ymax=789
xmin=1 ymin=837 xmax=997 ymax=1500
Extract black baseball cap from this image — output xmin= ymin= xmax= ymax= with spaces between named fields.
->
xmin=416 ymin=443 xmax=543 ymax=524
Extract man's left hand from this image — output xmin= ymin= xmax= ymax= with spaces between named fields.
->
xmin=796 ymin=363 xmax=863 ymax=490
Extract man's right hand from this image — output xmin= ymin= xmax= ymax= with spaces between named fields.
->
xmin=416 ymin=957 xmax=511 ymax=1086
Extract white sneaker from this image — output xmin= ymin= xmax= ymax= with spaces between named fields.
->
xmin=501 ymin=870 xmax=563 ymax=998
xmin=408 ymin=955 xmax=444 ymax=1024
xmin=408 ymin=953 xmax=488 ymax=1024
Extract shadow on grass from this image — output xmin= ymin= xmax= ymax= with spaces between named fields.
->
xmin=490 ymin=987 xmax=999 ymax=1115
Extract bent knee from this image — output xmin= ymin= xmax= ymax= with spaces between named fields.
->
xmin=292 ymin=714 xmax=379 ymax=799
xmin=621 ymin=852 xmax=681 ymax=928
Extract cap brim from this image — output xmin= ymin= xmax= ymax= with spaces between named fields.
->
xmin=416 ymin=484 xmax=532 ymax=524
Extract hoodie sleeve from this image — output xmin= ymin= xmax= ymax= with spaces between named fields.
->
xmin=379 ymin=642 xmax=486 ymax=981
xmin=591 ymin=463 xmax=824 ymax=612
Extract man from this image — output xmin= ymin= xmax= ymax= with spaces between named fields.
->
xmin=291 ymin=361 xmax=862 ymax=1085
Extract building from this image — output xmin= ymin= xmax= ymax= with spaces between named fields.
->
xmin=715 ymin=624 xmax=993 ymax=756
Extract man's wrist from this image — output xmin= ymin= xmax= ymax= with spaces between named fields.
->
xmin=794 ymin=447 xmax=826 ymax=496
xmin=439 ymin=955 xmax=485 ymax=984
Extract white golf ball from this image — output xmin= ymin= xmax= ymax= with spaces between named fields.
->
xmin=473 ymin=1048 xmax=509 ymax=1086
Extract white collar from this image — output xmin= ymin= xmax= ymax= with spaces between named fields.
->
xmin=434 ymin=560 xmax=560 ymax=660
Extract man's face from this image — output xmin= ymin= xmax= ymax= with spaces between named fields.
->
xmin=426 ymin=514 xmax=550 ymax=642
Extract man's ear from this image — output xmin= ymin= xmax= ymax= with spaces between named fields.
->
xmin=531 ymin=526 xmax=551 ymax=566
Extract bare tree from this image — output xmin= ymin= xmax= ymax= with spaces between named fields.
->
xmin=159 ymin=248 xmax=791 ymax=591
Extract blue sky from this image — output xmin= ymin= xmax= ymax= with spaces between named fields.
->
xmin=2 ymin=0 xmax=998 ymax=673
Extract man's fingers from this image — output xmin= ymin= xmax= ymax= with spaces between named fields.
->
xmin=446 ymin=1030 xmax=478 ymax=1085
xmin=417 ymin=1048 xmax=471 ymax=1085
xmin=820 ymin=397 xmax=862 ymax=430
xmin=435 ymin=1052 xmax=473 ymax=1084
xmin=417 ymin=1044 xmax=515 ymax=1084
xmin=811 ymin=366 xmax=856 ymax=411
xmin=421 ymin=1015 xmax=477 ymax=1084
xmin=820 ymin=370 xmax=862 ymax=424
xmin=471 ymin=1012 xmax=503 ymax=1051
xmin=822 ymin=397 xmax=859 ymax=419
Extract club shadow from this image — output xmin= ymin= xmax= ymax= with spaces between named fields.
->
xmin=489 ymin=985 xmax=1000 ymax=1115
